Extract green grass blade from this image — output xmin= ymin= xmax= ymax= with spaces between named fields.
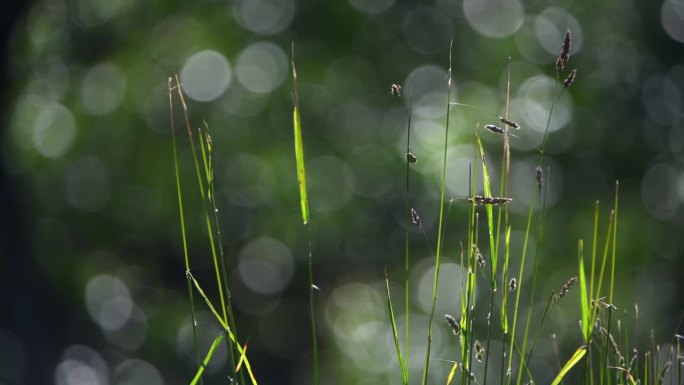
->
xmin=385 ymin=273 xmax=409 ymax=385
xmin=501 ymin=225 xmax=511 ymax=332
xmin=446 ymin=360 xmax=459 ymax=385
xmin=189 ymin=273 xmax=259 ymax=385
xmin=609 ymin=181 xmax=619 ymax=303
xmin=578 ymin=240 xmax=591 ymax=343
xmin=475 ymin=133 xmax=498 ymax=290
xmin=168 ymin=77 xmax=203 ymax=383
xmin=421 ymin=40 xmax=454 ymax=385
xmin=551 ymin=346 xmax=588 ymax=385
xmin=291 ymin=43 xmax=318 ymax=385
xmin=291 ymin=50 xmax=309 ymax=226
xmin=189 ymin=333 xmax=226 ymax=385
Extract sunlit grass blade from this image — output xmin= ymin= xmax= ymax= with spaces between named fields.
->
xmin=578 ymin=240 xmax=591 ymax=343
xmin=446 ymin=361 xmax=459 ymax=385
xmin=551 ymin=346 xmax=588 ymax=385
xmin=291 ymin=46 xmax=309 ymax=226
xmin=475 ymin=132 xmax=498 ymax=289
xmin=291 ymin=43 xmax=318 ymax=385
xmin=188 ymin=273 xmax=259 ymax=385
xmin=173 ymin=74 xmax=229 ymax=327
xmin=168 ymin=77 xmax=203 ymax=383
xmin=385 ymin=273 xmax=409 ymax=385
xmin=501 ymin=226 xmax=512 ymax=333
xmin=189 ymin=332 xmax=226 ymax=385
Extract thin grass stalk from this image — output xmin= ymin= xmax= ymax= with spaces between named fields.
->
xmin=594 ymin=211 xmax=615 ymax=323
xmin=291 ymin=43 xmax=318 ymax=385
xmin=188 ymin=273 xmax=258 ymax=384
xmin=404 ymin=79 xmax=415 ymax=375
xmin=197 ymin=123 xmax=242 ymax=383
xmin=420 ymin=39 xmax=454 ymax=385
xmin=609 ymin=181 xmax=619 ymax=303
xmin=385 ymin=272 xmax=409 ymax=385
xmin=515 ymin=166 xmax=550 ymax=385
xmin=168 ymin=77 xmax=203 ymax=384
xmin=506 ymin=178 xmax=539 ymax=385
xmin=174 ymin=75 xmax=230 ymax=328
xmin=589 ymin=201 xmax=600 ymax=312
xmin=189 ymin=333 xmax=226 ymax=385
xmin=602 ymin=308 xmax=615 ymax=385
xmin=520 ymin=293 xmax=556 ymax=382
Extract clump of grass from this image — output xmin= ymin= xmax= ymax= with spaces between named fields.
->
xmin=167 ymin=29 xmax=683 ymax=385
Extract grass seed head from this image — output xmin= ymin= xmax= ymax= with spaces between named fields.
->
xmin=509 ymin=277 xmax=517 ymax=291
xmin=410 ymin=207 xmax=421 ymax=226
xmin=499 ymin=116 xmax=520 ymax=130
xmin=445 ymin=314 xmax=461 ymax=335
xmin=536 ymin=166 xmax=544 ymax=189
xmin=391 ymin=83 xmax=401 ymax=96
xmin=474 ymin=340 xmax=485 ymax=362
xmin=406 ymin=151 xmax=418 ymax=164
xmin=563 ymin=68 xmax=577 ymax=88
xmin=556 ymin=29 xmax=572 ymax=74
xmin=485 ymin=124 xmax=505 ymax=134
xmin=469 ymin=196 xmax=512 ymax=205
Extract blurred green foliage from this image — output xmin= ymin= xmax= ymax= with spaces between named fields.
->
xmin=1 ymin=0 xmax=684 ymax=384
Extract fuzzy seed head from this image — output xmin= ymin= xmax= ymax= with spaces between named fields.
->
xmin=563 ymin=68 xmax=577 ymax=88
xmin=499 ymin=117 xmax=520 ymax=130
xmin=535 ymin=166 xmax=544 ymax=189
xmin=445 ymin=314 xmax=461 ymax=335
xmin=468 ymin=196 xmax=513 ymax=205
xmin=391 ymin=83 xmax=401 ymax=97
xmin=411 ymin=208 xmax=421 ymax=226
xmin=509 ymin=277 xmax=517 ymax=292
xmin=556 ymin=30 xmax=572 ymax=74
xmin=485 ymin=124 xmax=505 ymax=134
xmin=474 ymin=340 xmax=485 ymax=362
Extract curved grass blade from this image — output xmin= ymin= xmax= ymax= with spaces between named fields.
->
xmin=188 ymin=273 xmax=258 ymax=385
xmin=190 ymin=332 xmax=226 ymax=385
xmin=550 ymin=345 xmax=588 ymax=385
xmin=385 ymin=272 xmax=409 ymax=385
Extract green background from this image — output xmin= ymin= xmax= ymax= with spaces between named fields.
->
xmin=1 ymin=0 xmax=683 ymax=384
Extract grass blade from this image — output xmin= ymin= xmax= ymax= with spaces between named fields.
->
xmin=291 ymin=45 xmax=309 ymax=226
xmin=385 ymin=272 xmax=409 ymax=385
xmin=578 ymin=240 xmax=591 ymax=343
xmin=188 ymin=273 xmax=259 ymax=385
xmin=420 ymin=39 xmax=454 ymax=385
xmin=291 ymin=43 xmax=318 ymax=385
xmin=168 ymin=77 xmax=203 ymax=383
xmin=189 ymin=333 xmax=226 ymax=385
xmin=475 ymin=133 xmax=498 ymax=289
xmin=551 ymin=346 xmax=588 ymax=385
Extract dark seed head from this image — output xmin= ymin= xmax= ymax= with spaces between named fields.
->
xmin=556 ymin=30 xmax=572 ymax=74
xmin=558 ymin=277 xmax=578 ymax=299
xmin=563 ymin=68 xmax=577 ymax=88
xmin=410 ymin=208 xmax=421 ymax=226
xmin=468 ymin=196 xmax=512 ymax=205
xmin=406 ymin=152 xmax=418 ymax=164
xmin=445 ymin=314 xmax=461 ymax=335
xmin=485 ymin=124 xmax=505 ymax=134
xmin=499 ymin=117 xmax=520 ymax=130
xmin=508 ymin=277 xmax=517 ymax=292
xmin=474 ymin=340 xmax=485 ymax=362
xmin=535 ymin=166 xmax=544 ymax=189
xmin=391 ymin=83 xmax=401 ymax=97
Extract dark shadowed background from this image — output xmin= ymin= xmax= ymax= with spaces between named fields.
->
xmin=1 ymin=0 xmax=684 ymax=384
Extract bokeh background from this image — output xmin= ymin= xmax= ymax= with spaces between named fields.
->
xmin=2 ymin=0 xmax=684 ymax=384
